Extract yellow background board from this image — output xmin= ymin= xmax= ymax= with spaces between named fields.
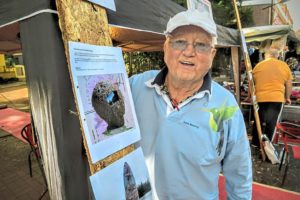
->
xmin=0 ymin=54 xmax=5 ymax=67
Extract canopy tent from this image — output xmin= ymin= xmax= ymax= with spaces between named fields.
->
xmin=0 ymin=0 xmax=240 ymax=54
xmin=107 ymin=0 xmax=240 ymax=51
xmin=0 ymin=0 xmax=57 ymax=53
xmin=0 ymin=23 xmax=20 ymax=54
xmin=243 ymin=24 xmax=300 ymax=43
xmin=0 ymin=1 xmax=242 ymax=199
xmin=239 ymin=0 xmax=281 ymax=6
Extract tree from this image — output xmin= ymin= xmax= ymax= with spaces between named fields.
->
xmin=123 ymin=52 xmax=164 ymax=77
xmin=211 ymin=0 xmax=254 ymax=28
xmin=174 ymin=0 xmax=187 ymax=7
xmin=171 ymin=0 xmax=254 ymax=28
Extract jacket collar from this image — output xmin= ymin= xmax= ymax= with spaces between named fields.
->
xmin=151 ymin=67 xmax=212 ymax=94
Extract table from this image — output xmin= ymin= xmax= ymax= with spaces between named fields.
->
xmin=281 ymin=105 xmax=300 ymax=122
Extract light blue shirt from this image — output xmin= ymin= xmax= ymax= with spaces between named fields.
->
xmin=130 ymin=70 xmax=252 ymax=200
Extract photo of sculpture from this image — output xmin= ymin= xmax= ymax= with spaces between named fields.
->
xmin=90 ymin=148 xmax=152 ymax=200
xmin=92 ymin=81 xmax=125 ymax=131
xmin=77 ymin=73 xmax=135 ymax=144
xmin=123 ymin=162 xmax=139 ymax=200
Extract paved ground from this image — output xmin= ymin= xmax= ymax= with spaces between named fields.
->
xmin=0 ymin=81 xmax=299 ymax=200
xmin=0 ymin=81 xmax=29 ymax=112
xmin=251 ymin=145 xmax=300 ymax=193
xmin=0 ymin=81 xmax=49 ymax=200
xmin=0 ymin=130 xmax=49 ymax=200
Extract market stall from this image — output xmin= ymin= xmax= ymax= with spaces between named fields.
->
xmin=240 ymin=24 xmax=300 ymax=136
xmin=0 ymin=0 xmax=244 ymax=199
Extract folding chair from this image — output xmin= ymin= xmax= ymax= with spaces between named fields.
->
xmin=273 ymin=121 xmax=300 ymax=185
xmin=21 ymin=123 xmax=38 ymax=177
xmin=21 ymin=123 xmax=48 ymax=199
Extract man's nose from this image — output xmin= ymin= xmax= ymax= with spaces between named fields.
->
xmin=183 ymin=43 xmax=196 ymax=56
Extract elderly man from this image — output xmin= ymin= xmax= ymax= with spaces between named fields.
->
xmin=130 ymin=9 xmax=252 ymax=200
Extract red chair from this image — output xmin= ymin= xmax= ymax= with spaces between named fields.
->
xmin=21 ymin=123 xmax=39 ymax=177
xmin=273 ymin=121 xmax=300 ymax=185
xmin=21 ymin=123 xmax=48 ymax=199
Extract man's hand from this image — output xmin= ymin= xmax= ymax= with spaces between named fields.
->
xmin=285 ymin=98 xmax=292 ymax=105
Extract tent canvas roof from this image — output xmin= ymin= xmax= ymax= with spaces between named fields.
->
xmin=243 ymin=24 xmax=300 ymax=43
xmin=0 ymin=0 xmax=240 ymax=54
xmin=243 ymin=24 xmax=291 ymax=42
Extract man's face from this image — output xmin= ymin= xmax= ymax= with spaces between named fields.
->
xmin=164 ymin=25 xmax=216 ymax=84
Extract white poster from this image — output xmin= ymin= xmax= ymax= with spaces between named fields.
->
xmin=187 ymin=0 xmax=213 ymax=17
xmin=87 ymin=0 xmax=116 ymax=11
xmin=90 ymin=148 xmax=152 ymax=200
xmin=68 ymin=41 xmax=140 ymax=163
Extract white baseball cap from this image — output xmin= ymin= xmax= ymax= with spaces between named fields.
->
xmin=164 ymin=9 xmax=217 ymax=37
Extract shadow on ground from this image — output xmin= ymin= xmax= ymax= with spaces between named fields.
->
xmin=252 ymin=145 xmax=300 ymax=193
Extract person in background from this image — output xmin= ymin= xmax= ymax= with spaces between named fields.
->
xmin=130 ymin=9 xmax=252 ymax=200
xmin=251 ymin=48 xmax=293 ymax=147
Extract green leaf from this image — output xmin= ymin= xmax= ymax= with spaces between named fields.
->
xmin=210 ymin=108 xmax=220 ymax=120
xmin=209 ymin=113 xmax=218 ymax=132
xmin=222 ymin=106 xmax=238 ymax=120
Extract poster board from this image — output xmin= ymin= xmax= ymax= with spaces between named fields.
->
xmin=87 ymin=0 xmax=116 ymax=11
xmin=187 ymin=0 xmax=213 ymax=17
xmin=68 ymin=41 xmax=140 ymax=164
xmin=90 ymin=148 xmax=152 ymax=200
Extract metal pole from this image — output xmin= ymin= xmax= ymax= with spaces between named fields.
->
xmin=270 ymin=0 xmax=274 ymax=25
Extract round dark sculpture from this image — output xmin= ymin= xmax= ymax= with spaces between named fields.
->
xmin=92 ymin=81 xmax=125 ymax=131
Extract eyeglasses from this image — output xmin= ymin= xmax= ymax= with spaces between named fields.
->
xmin=169 ymin=39 xmax=213 ymax=54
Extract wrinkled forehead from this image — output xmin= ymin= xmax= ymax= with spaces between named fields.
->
xmin=169 ymin=25 xmax=212 ymax=39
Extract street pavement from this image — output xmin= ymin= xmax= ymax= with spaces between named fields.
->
xmin=0 ymin=81 xmax=49 ymax=200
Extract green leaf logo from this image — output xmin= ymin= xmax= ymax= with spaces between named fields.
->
xmin=222 ymin=106 xmax=239 ymax=120
xmin=209 ymin=113 xmax=218 ymax=132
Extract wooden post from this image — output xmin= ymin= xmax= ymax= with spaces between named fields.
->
xmin=231 ymin=46 xmax=240 ymax=104
xmin=232 ymin=0 xmax=266 ymax=161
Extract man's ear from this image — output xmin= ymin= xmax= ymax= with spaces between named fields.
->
xmin=163 ymin=40 xmax=168 ymax=62
xmin=211 ymin=48 xmax=217 ymax=59
xmin=163 ymin=40 xmax=167 ymax=52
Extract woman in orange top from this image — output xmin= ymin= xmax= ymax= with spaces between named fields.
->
xmin=251 ymin=49 xmax=292 ymax=147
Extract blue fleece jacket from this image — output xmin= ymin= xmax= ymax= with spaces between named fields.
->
xmin=130 ymin=70 xmax=252 ymax=200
